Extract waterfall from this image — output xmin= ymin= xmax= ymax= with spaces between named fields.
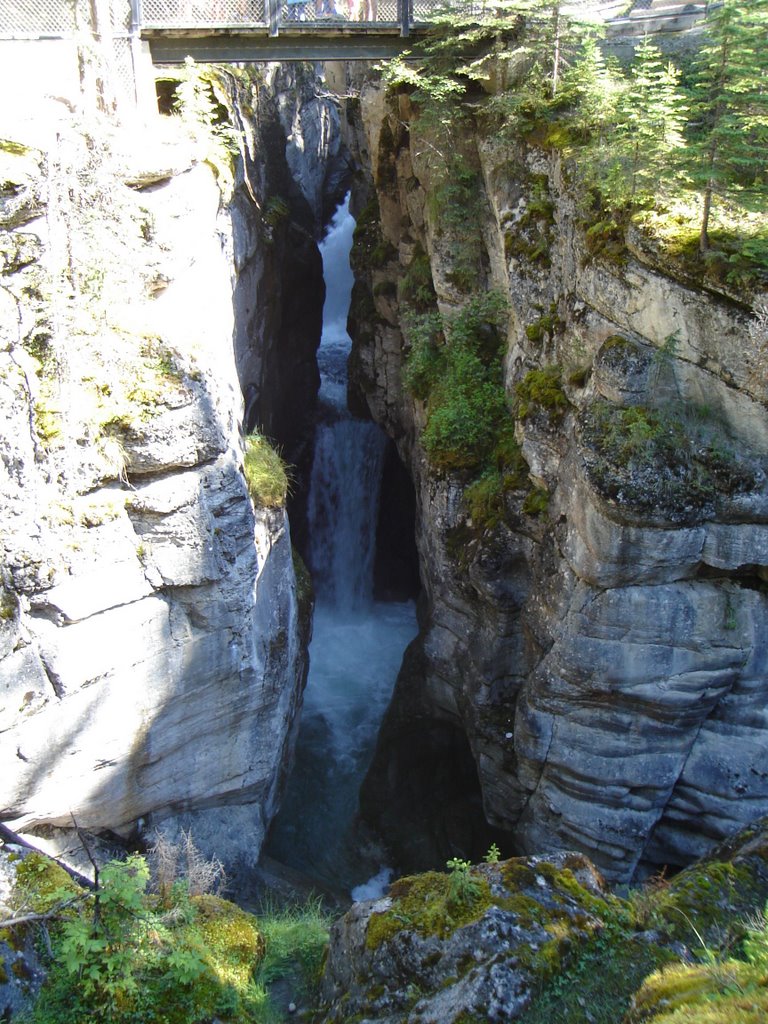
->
xmin=308 ymin=195 xmax=386 ymax=610
xmin=308 ymin=419 xmax=386 ymax=610
xmin=265 ymin=197 xmax=417 ymax=896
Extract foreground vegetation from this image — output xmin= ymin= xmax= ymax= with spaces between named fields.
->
xmin=3 ymin=822 xmax=768 ymax=1024
xmin=2 ymin=836 xmax=328 ymax=1024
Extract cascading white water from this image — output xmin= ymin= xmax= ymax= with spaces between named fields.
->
xmin=308 ymin=419 xmax=386 ymax=610
xmin=265 ymin=197 xmax=417 ymax=895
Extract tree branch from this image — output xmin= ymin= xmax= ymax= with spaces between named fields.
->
xmin=0 ymin=893 xmax=89 ymax=930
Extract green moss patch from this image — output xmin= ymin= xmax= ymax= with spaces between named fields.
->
xmin=515 ymin=365 xmax=569 ymax=424
xmin=12 ymin=853 xmax=80 ymax=913
xmin=638 ymin=860 xmax=767 ymax=947
xmin=628 ymin=961 xmax=768 ymax=1024
xmin=366 ymin=870 xmax=492 ymax=949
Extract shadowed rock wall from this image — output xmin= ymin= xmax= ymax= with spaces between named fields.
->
xmin=343 ymin=77 xmax=768 ymax=882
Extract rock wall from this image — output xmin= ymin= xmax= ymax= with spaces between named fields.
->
xmin=0 ymin=65 xmax=337 ymax=869
xmin=344 ymin=80 xmax=768 ymax=882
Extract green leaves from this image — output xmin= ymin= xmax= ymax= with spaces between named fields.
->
xmin=403 ymin=292 xmax=511 ymax=473
xmin=685 ymin=0 xmax=768 ymax=247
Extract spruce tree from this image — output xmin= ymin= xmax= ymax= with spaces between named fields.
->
xmin=687 ymin=0 xmax=768 ymax=251
xmin=619 ymin=37 xmax=687 ymax=204
xmin=581 ymin=37 xmax=687 ymax=210
xmin=561 ymin=34 xmax=620 ymax=143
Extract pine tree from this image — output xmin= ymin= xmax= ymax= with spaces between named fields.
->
xmin=581 ymin=37 xmax=687 ymax=210
xmin=512 ymin=0 xmax=599 ymax=101
xmin=619 ymin=37 xmax=687 ymax=203
xmin=687 ymin=0 xmax=768 ymax=251
xmin=561 ymin=34 xmax=620 ymax=142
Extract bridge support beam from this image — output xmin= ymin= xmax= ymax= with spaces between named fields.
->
xmin=146 ymin=31 xmax=414 ymax=63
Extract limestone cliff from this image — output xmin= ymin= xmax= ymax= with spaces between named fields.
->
xmin=345 ymin=79 xmax=768 ymax=882
xmin=0 ymin=64 xmax=337 ymax=869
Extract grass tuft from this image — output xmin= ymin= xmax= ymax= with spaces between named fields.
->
xmin=244 ymin=433 xmax=289 ymax=508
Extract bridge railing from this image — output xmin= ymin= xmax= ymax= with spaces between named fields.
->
xmin=136 ymin=0 xmax=445 ymax=31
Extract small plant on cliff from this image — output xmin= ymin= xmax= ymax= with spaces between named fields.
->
xmin=446 ymin=858 xmax=484 ymax=910
xmin=243 ymin=432 xmax=290 ymax=508
xmin=514 ymin=365 xmax=569 ymax=423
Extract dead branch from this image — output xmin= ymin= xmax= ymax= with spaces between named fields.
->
xmin=0 ymin=821 xmax=95 ymax=891
xmin=0 ymin=893 xmax=89 ymax=930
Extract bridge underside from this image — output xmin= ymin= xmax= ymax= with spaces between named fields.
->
xmin=145 ymin=28 xmax=415 ymax=62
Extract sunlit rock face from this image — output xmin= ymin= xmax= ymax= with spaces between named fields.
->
xmin=343 ymin=79 xmax=768 ymax=882
xmin=0 ymin=69 xmax=328 ymax=868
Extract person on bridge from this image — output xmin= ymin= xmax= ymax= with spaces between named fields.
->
xmin=349 ymin=0 xmax=376 ymax=18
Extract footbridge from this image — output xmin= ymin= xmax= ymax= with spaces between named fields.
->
xmin=138 ymin=0 xmax=441 ymax=62
xmin=132 ymin=0 xmax=711 ymax=63
xmin=0 ymin=0 xmax=709 ymax=110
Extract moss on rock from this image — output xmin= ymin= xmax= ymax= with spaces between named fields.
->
xmin=12 ymin=853 xmax=80 ymax=913
xmin=366 ymin=870 xmax=492 ymax=949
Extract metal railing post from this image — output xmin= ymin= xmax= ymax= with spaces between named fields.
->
xmin=130 ymin=0 xmax=142 ymax=32
xmin=268 ymin=0 xmax=280 ymax=36
xmin=399 ymin=0 xmax=410 ymax=36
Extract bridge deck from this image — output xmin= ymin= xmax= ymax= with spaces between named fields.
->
xmin=139 ymin=0 xmax=707 ymax=64
xmin=0 ymin=1 xmax=708 ymax=62
xmin=146 ymin=29 xmax=418 ymax=63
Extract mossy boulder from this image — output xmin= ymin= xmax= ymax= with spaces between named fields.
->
xmin=191 ymin=892 xmax=266 ymax=986
xmin=579 ymin=399 xmax=761 ymax=524
xmin=320 ymin=851 xmax=616 ymax=1024
xmin=318 ymin=818 xmax=768 ymax=1024
xmin=627 ymin=960 xmax=768 ymax=1024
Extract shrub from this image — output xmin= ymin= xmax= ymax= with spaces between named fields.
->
xmin=149 ymin=830 xmax=226 ymax=908
xmin=18 ymin=847 xmax=330 ymax=1024
xmin=422 ymin=345 xmax=508 ymax=471
xmin=515 ymin=366 xmax=569 ymax=422
xmin=399 ymin=243 xmax=436 ymax=311
xmin=403 ymin=292 xmax=511 ymax=473
xmin=244 ymin=433 xmax=289 ymax=508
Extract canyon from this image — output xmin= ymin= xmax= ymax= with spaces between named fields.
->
xmin=1 ymin=39 xmax=767 ymax=904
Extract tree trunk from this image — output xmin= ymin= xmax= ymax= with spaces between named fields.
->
xmin=551 ymin=2 xmax=561 ymax=98
xmin=699 ymin=182 xmax=713 ymax=252
xmin=699 ymin=137 xmax=718 ymax=253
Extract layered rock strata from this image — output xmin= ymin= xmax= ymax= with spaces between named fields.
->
xmin=0 ymin=65 xmax=335 ymax=867
xmin=345 ymin=80 xmax=768 ymax=881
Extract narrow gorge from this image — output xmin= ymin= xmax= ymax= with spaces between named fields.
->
xmin=2 ymin=3 xmax=768 ymax=1019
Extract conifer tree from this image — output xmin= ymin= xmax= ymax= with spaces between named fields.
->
xmin=582 ymin=36 xmax=686 ymax=210
xmin=561 ymin=34 xmax=620 ymax=142
xmin=618 ymin=37 xmax=687 ymax=203
xmin=509 ymin=0 xmax=599 ymax=104
xmin=687 ymin=0 xmax=768 ymax=251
